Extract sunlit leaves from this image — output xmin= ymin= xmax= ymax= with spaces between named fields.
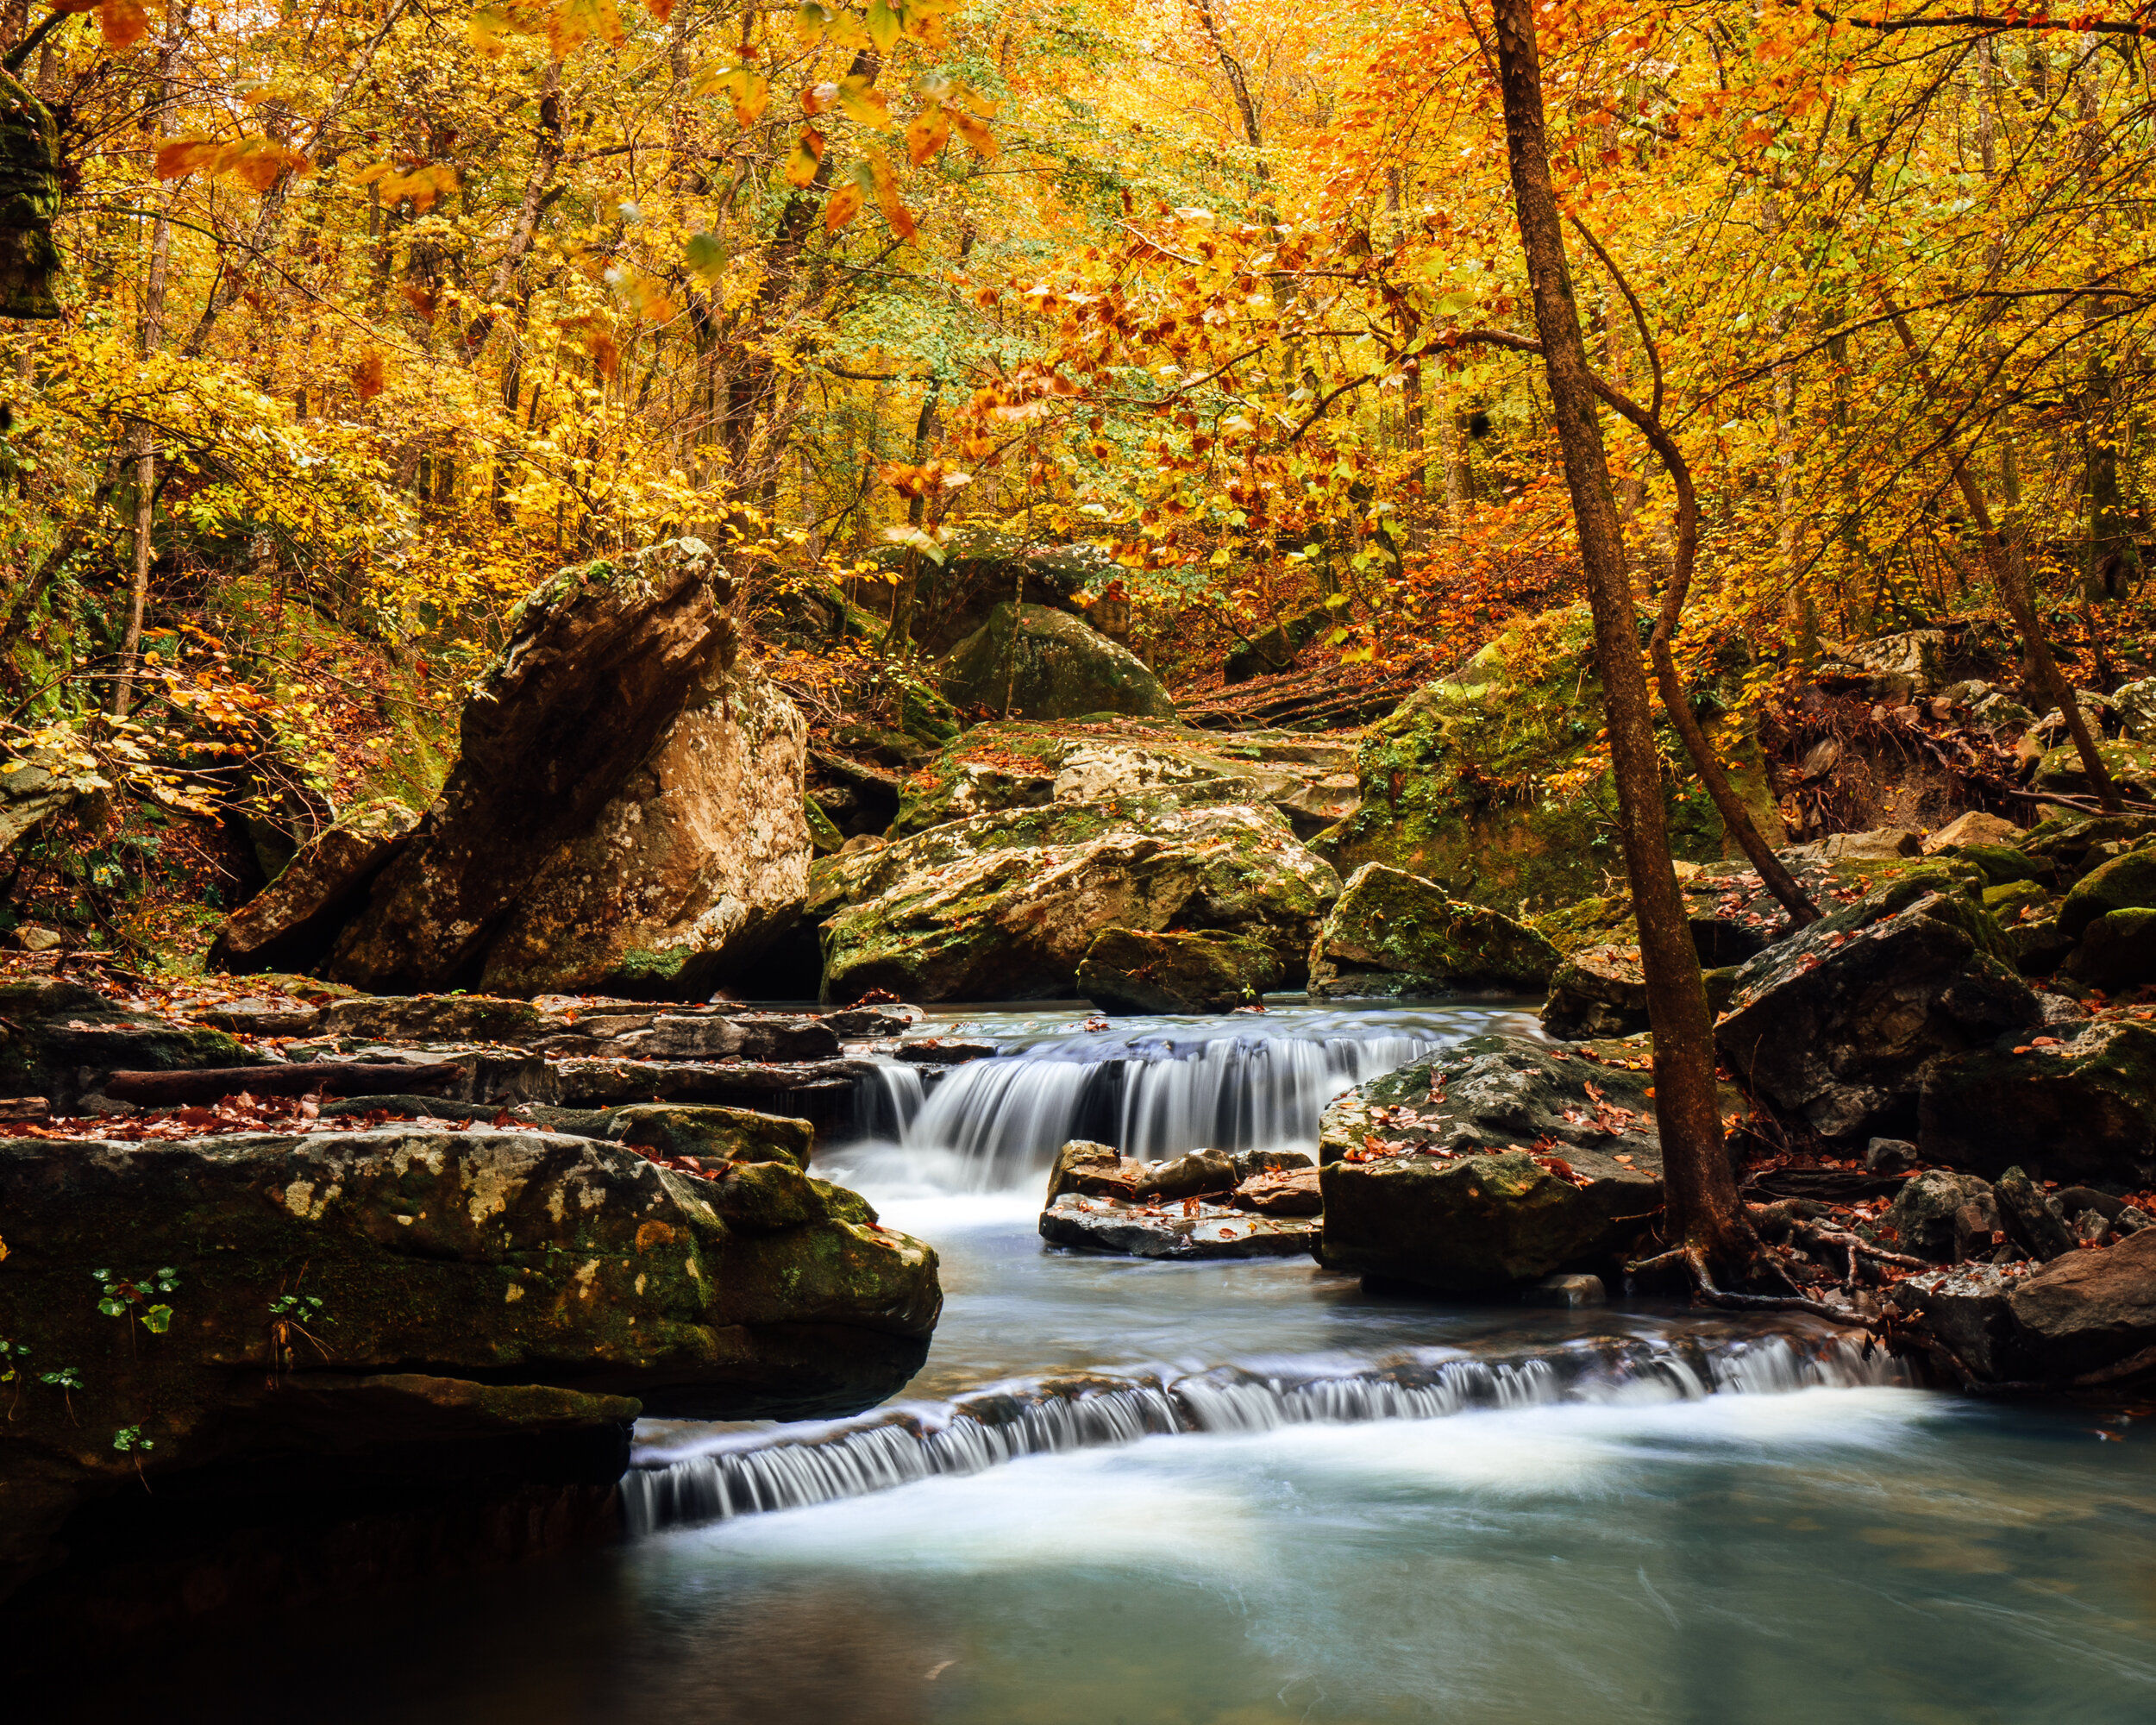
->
xmin=903 ymin=102 xmax=949 ymax=166
xmin=786 ymin=126 xmax=826 ymax=187
xmin=546 ymin=0 xmax=624 ymax=59
xmin=714 ymin=66 xmax=771 ymax=128
xmin=155 ymin=136 xmax=311 ymax=193
xmin=867 ymin=148 xmax=915 ymax=242
xmin=352 ymin=160 xmax=458 ymax=210
xmin=824 ymin=162 xmax=869 ymax=231
xmin=837 ymin=74 xmax=892 ymax=130
xmin=864 ymin=0 xmax=900 ymax=55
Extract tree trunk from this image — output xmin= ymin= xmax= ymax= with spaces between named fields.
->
xmin=1489 ymin=0 xmax=1752 ymax=1270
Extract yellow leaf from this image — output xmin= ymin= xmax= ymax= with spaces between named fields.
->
xmin=95 ymin=0 xmax=147 ymax=49
xmin=786 ymin=126 xmax=826 ymax=187
xmin=469 ymin=5 xmax=512 ymax=53
xmin=868 ymin=148 xmax=915 ymax=243
xmin=825 ymin=8 xmax=868 ymax=47
xmin=547 ymin=0 xmax=623 ymax=58
xmin=684 ymin=230 xmax=726 ymax=285
xmin=793 ymin=1 xmax=828 ymax=44
xmin=824 ymin=179 xmax=863 ymax=231
xmin=864 ymin=0 xmax=899 ymax=55
xmin=837 ymin=74 xmax=891 ymax=130
xmin=726 ymin=68 xmax=770 ymax=128
xmin=154 ymin=138 xmax=222 ymax=180
xmin=950 ymin=107 xmax=997 ymax=160
xmin=904 ymin=102 xmax=950 ymax=167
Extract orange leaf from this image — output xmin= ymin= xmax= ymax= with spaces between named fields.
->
xmin=950 ymin=107 xmax=997 ymax=160
xmin=154 ymin=139 xmax=222 ymax=180
xmin=868 ymin=148 xmax=915 ymax=243
xmin=785 ymin=126 xmax=825 ymax=187
xmin=642 ymin=0 xmax=674 ymax=19
xmin=352 ymin=352 xmax=386 ymax=401
xmin=824 ymin=179 xmax=863 ymax=231
xmin=904 ymin=103 xmax=950 ymax=167
xmin=96 ymin=0 xmax=148 ymax=49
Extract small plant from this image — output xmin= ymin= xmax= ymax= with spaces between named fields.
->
xmin=266 ymin=1292 xmax=326 ymax=1325
xmin=266 ymin=1284 xmax=331 ymax=1379
xmin=38 ymin=1364 xmax=82 ymax=1421
xmin=111 ymin=1424 xmax=152 ymax=1453
xmin=93 ymin=1267 xmax=179 ymax=1337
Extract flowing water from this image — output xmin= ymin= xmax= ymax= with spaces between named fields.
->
xmin=43 ymin=1004 xmax=2156 ymax=1722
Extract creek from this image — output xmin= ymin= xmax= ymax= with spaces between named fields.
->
xmin=51 ymin=1004 xmax=2156 ymax=1721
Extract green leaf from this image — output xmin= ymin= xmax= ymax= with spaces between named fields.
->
xmin=142 ymin=1304 xmax=173 ymax=1335
xmin=684 ymin=231 xmax=726 ymax=286
xmin=97 ymin=1297 xmax=126 ymax=1318
xmin=864 ymin=0 xmax=900 ymax=54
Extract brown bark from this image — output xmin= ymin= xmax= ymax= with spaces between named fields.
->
xmin=102 ymin=1062 xmax=466 ymax=1105
xmin=1489 ymin=0 xmax=1753 ymax=1267
xmin=1883 ymin=307 xmax=2119 ymax=811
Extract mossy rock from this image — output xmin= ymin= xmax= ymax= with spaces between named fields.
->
xmin=2059 ymin=848 xmax=2156 ymax=940
xmin=2064 ymin=906 xmax=2156 ymax=990
xmin=1316 ymin=605 xmax=1784 ymax=913
xmin=940 ymin=602 xmax=1177 ymax=722
xmin=1076 ymin=927 xmax=1284 ymax=1013
xmin=805 ymin=797 xmax=846 ymax=855
xmin=604 ymin=1103 xmax=815 ymax=1171
xmin=0 ymin=981 xmax=255 ymax=1107
xmin=1308 ymin=862 xmax=1558 ymax=998
xmin=2034 ymin=740 xmax=2156 ymax=802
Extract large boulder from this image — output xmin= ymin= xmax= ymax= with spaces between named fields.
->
xmin=1076 ymin=927 xmax=1283 ymax=1013
xmin=1313 ymin=1034 xmax=1670 ymax=1292
xmin=1307 ymin=862 xmax=1558 ymax=999
xmin=2057 ymin=846 xmax=2156 ymax=940
xmin=1316 ymin=605 xmax=1786 ymax=911
xmin=325 ymin=541 xmax=810 ymax=999
xmin=2007 ymin=1226 xmax=2156 ymax=1379
xmin=0 ymin=726 xmax=108 ymax=852
xmin=208 ymin=797 xmax=419 ymax=975
xmin=0 ymin=1127 xmax=939 ymax=1600
xmin=1881 ymin=1169 xmax=2000 ymax=1262
xmin=1917 ymin=1019 xmax=2156 ymax=1189
xmin=0 ymin=66 xmax=62 ymax=321
xmin=2064 ymin=906 xmax=2156 ymax=988
xmin=820 ymin=802 xmax=1339 ymax=1003
xmin=940 ymin=602 xmax=1176 ymax=721
xmin=1714 ymin=877 xmax=2040 ymax=1139
xmin=1539 ymin=944 xmax=1650 ymax=1039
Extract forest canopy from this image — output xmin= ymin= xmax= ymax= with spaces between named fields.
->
xmin=5 ymin=0 xmax=2156 ymax=947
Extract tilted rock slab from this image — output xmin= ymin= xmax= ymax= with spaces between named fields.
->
xmin=207 ymin=796 xmax=418 ymax=975
xmin=0 ymin=1127 xmax=939 ymax=1598
xmin=325 ymin=539 xmax=809 ymax=998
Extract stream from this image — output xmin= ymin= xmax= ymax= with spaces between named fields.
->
xmin=53 ymin=1004 xmax=2156 ymax=1720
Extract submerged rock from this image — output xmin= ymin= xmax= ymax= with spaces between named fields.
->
xmin=1077 ymin=927 xmax=1283 ymax=1013
xmin=1313 ymin=1034 xmax=1670 ymax=1293
xmin=1307 ymin=863 xmax=1558 ymax=1000
xmin=820 ymin=802 xmax=1338 ymax=1003
xmin=1714 ymin=879 xmax=2039 ymax=1140
xmin=941 ymin=602 xmax=1177 ymax=721
xmin=0 ymin=1127 xmax=938 ymax=1600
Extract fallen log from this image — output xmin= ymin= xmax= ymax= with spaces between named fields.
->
xmin=100 ymin=1062 xmax=467 ymax=1105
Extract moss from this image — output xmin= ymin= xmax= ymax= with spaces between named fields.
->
xmin=1310 ymin=862 xmax=1558 ymax=996
xmin=940 ymin=603 xmax=1177 ymax=722
xmin=1319 ymin=605 xmax=1785 ymax=913
xmin=805 ymin=797 xmax=845 ymax=855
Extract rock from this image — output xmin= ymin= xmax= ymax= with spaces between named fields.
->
xmin=1043 ymin=1140 xmax=1306 ymax=1206
xmin=1313 ymin=1035 xmax=1670 ymax=1292
xmin=1917 ymin=1019 xmax=2156 ymax=1188
xmin=1882 ymin=1170 xmax=1999 ymax=1261
xmin=1318 ymin=606 xmax=1785 ymax=911
xmin=208 ymin=799 xmax=420 ymax=975
xmin=0 ymin=66 xmax=62 ymax=320
xmin=1539 ymin=944 xmax=1649 ymax=1039
xmin=822 ymin=1003 xmax=922 ymax=1038
xmin=2058 ymin=847 xmax=2156 ymax=941
xmin=940 ymin=602 xmax=1178 ymax=721
xmin=324 ymin=993 xmax=562 ymax=1045
xmin=820 ymin=802 xmax=1338 ymax=1004
xmin=0 ymin=1127 xmax=939 ymax=1599
xmin=1045 ymin=1138 xmax=1141 ymax=1202
xmin=1038 ymin=1191 xmax=1318 ymax=1259
xmin=1307 ymin=862 xmax=1559 ymax=1000
xmin=12 ymin=925 xmax=60 ymax=953
xmin=1865 ymin=1137 xmax=1920 ymax=1175
xmin=1995 ymin=1164 xmax=2078 ymax=1262
xmin=0 ymin=982 xmax=260 ymax=1111
xmin=602 ymin=1103 xmax=814 ymax=1170
xmin=2113 ymin=677 xmax=2156 ymax=743
xmin=1522 ymin=1272 xmax=1606 ymax=1308
xmin=1714 ymin=879 xmax=2039 ymax=1139
xmin=2064 ymin=906 xmax=2156 ymax=988
xmin=865 ymin=527 xmax=1114 ymax=656
xmin=1813 ymin=630 xmax=1949 ymax=699
xmin=0 ymin=724 xmax=110 ymax=852
xmin=1782 ymin=827 xmax=1924 ymax=863
xmin=1899 ymin=1262 xmax=2028 ymax=1381
xmin=2034 ymin=739 xmax=2156 ymax=801
xmin=1232 ymin=1165 xmax=1323 ymax=1215
xmin=1923 ymin=810 xmax=2026 ymax=853
xmin=1077 ymin=927 xmax=1284 ymax=1013
xmin=2006 ymin=1226 xmax=2156 ymax=1379
xmin=326 ymin=541 xmax=810 ymax=999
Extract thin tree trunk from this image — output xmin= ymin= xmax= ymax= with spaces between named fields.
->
xmin=1489 ymin=0 xmax=1753 ymax=1271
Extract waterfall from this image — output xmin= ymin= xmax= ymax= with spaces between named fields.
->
xmin=623 ymin=1331 xmax=1903 ymax=1535
xmin=856 ymin=1013 xmax=1467 ymax=1190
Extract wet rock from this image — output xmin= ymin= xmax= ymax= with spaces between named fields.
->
xmin=2058 ymin=847 xmax=2156 ymax=940
xmin=2063 ymin=906 xmax=2156 ymax=988
xmin=1232 ymin=1165 xmax=1323 ymax=1216
xmin=1038 ymin=1191 xmax=1318 ymax=1259
xmin=1522 ymin=1272 xmax=1606 ymax=1308
xmin=1995 ymin=1165 xmax=2078 ymax=1262
xmin=0 ymin=982 xmax=259 ymax=1111
xmin=1539 ymin=944 xmax=1648 ymax=1039
xmin=1917 ymin=1019 xmax=2156 ymax=1188
xmin=0 ymin=1127 xmax=939 ymax=1599
xmin=1923 ymin=810 xmax=2026 ymax=853
xmin=602 ymin=1103 xmax=813 ymax=1170
xmin=1307 ymin=863 xmax=1558 ymax=1000
xmin=1044 ymin=1140 xmax=1306 ymax=1206
xmin=327 ymin=541 xmax=809 ymax=1000
xmin=1899 ymin=1262 xmax=2028 ymax=1381
xmin=820 ymin=802 xmax=1338 ymax=1004
xmin=822 ymin=1003 xmax=922 ymax=1038
xmin=208 ymin=799 xmax=419 ymax=975
xmin=941 ymin=602 xmax=1177 ymax=722
xmin=1882 ymin=1170 xmax=1999 ymax=1261
xmin=547 ymin=1057 xmax=876 ymax=1117
xmin=1045 ymin=1139 xmax=1140 ymax=1202
xmin=2113 ymin=677 xmax=2156 ymax=743
xmin=1077 ymin=927 xmax=1284 ymax=1013
xmin=2007 ymin=1226 xmax=2156 ymax=1379
xmin=893 ymin=1038 xmax=1000 ymax=1063
xmin=1865 ymin=1137 xmax=1919 ymax=1176
xmin=1714 ymin=879 xmax=2039 ymax=1139
xmin=1313 ymin=1035 xmax=1670 ymax=1293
